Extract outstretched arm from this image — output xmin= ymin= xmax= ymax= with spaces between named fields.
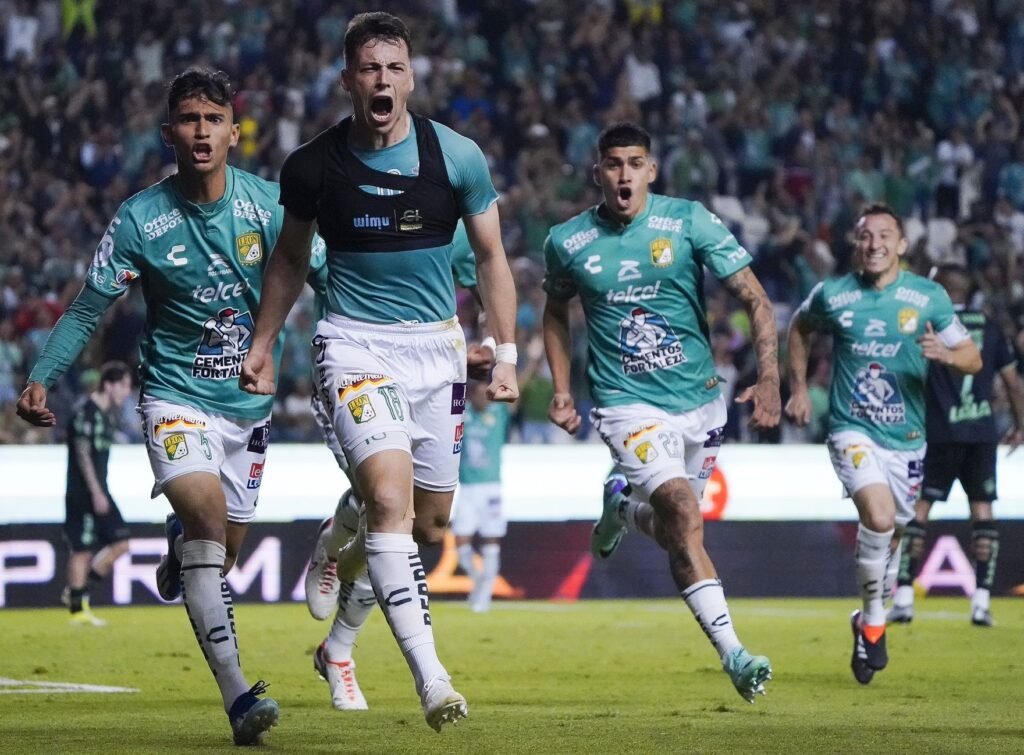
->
xmin=464 ymin=204 xmax=519 ymax=402
xmin=239 ymin=211 xmax=315 ymax=395
xmin=543 ymin=295 xmax=581 ymax=435
xmin=785 ymin=309 xmax=817 ymax=426
xmin=721 ymin=267 xmax=781 ymax=429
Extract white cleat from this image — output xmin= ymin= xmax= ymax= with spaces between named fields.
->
xmin=421 ymin=675 xmax=468 ymax=732
xmin=305 ymin=518 xmax=341 ymax=621
xmin=314 ymin=642 xmax=368 ymax=710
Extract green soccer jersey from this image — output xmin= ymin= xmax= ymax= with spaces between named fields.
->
xmin=84 ymin=167 xmax=285 ymax=419
xmin=328 ymin=119 xmax=495 ymax=323
xmin=450 ymin=219 xmax=477 ymax=289
xmin=459 ymin=401 xmax=511 ymax=485
xmin=798 ymin=269 xmax=967 ymax=450
xmin=543 ymin=194 xmax=752 ymax=412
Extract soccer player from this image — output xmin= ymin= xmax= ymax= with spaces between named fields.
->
xmin=306 ymin=220 xmax=493 ymax=711
xmin=17 ymin=68 xmax=286 ymax=745
xmin=451 ymin=379 xmax=514 ymax=613
xmin=62 ymin=361 xmax=134 ymax=627
xmin=542 ymin=122 xmax=779 ymax=703
xmin=888 ymin=264 xmax=1024 ymax=627
xmin=240 ymin=12 xmax=519 ymax=732
xmin=786 ymin=205 xmax=981 ymax=684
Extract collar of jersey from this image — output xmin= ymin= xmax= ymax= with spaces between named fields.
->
xmin=591 ymin=194 xmax=653 ymax=232
xmin=858 ymin=267 xmax=904 ymax=293
xmin=170 ymin=165 xmax=236 ymax=216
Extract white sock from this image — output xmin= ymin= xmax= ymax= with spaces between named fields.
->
xmin=623 ymin=500 xmax=656 ymax=539
xmin=365 ymin=532 xmax=446 ymax=694
xmin=180 ymin=539 xmax=248 ymax=710
xmin=325 ymin=490 xmax=363 ymax=556
xmin=325 ymin=571 xmax=375 ymax=660
xmin=681 ymin=578 xmax=742 ymax=660
xmin=457 ymin=543 xmax=478 ymax=579
xmin=894 ymin=584 xmax=915 ymax=608
xmin=475 ymin=543 xmax=500 ymax=609
xmin=856 ymin=524 xmax=893 ymax=626
xmin=882 ymin=536 xmax=900 ymax=605
xmin=972 ymin=587 xmax=990 ymax=612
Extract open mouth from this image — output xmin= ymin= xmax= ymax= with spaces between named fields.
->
xmin=192 ymin=143 xmax=213 ymax=163
xmin=615 ymin=186 xmax=632 ymax=211
xmin=370 ymin=95 xmax=394 ymax=123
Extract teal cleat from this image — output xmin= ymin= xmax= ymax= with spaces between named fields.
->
xmin=723 ymin=647 xmax=772 ymax=703
xmin=591 ymin=472 xmax=630 ymax=559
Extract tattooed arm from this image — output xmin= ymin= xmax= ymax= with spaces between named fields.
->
xmin=721 ymin=267 xmax=781 ymax=430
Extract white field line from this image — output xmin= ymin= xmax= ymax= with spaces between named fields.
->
xmin=0 ymin=677 xmax=138 ymax=694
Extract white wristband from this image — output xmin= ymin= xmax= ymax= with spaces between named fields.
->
xmin=494 ymin=343 xmax=518 ymax=365
xmin=480 ymin=336 xmax=497 ymax=352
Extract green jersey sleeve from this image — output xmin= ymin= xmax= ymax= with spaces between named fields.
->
xmin=689 ymin=202 xmax=751 ymax=279
xmin=542 ymin=234 xmax=577 ymax=300
xmin=797 ymin=281 xmax=830 ymax=330
xmin=435 ymin=122 xmax=499 ymax=217
xmin=928 ymin=287 xmax=970 ymax=346
xmin=84 ymin=210 xmax=145 ymax=298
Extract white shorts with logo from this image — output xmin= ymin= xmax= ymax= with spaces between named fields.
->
xmin=311 ymin=388 xmax=348 ymax=474
xmin=450 ymin=482 xmax=505 ymax=538
xmin=826 ymin=430 xmax=925 ymax=526
xmin=313 ymin=313 xmax=467 ymax=492
xmin=590 ymin=396 xmax=728 ymax=501
xmin=138 ymin=395 xmax=272 ymax=524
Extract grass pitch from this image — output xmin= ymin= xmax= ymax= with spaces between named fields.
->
xmin=1 ymin=598 xmax=1020 ymax=754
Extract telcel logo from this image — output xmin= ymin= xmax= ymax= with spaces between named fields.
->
xmin=192 ymin=279 xmax=250 ymax=303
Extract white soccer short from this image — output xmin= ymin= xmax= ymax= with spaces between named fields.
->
xmin=450 ymin=482 xmax=505 ymax=538
xmin=138 ymin=395 xmax=272 ymax=523
xmin=313 ymin=313 xmax=467 ymax=492
xmin=826 ymin=430 xmax=925 ymax=526
xmin=590 ymin=395 xmax=728 ymax=501
xmin=311 ymin=388 xmax=348 ymax=473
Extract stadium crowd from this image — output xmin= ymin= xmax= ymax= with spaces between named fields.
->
xmin=2 ymin=0 xmax=1024 ymax=445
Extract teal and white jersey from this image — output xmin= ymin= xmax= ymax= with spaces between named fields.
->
xmin=459 ymin=401 xmax=511 ymax=485
xmin=798 ymin=269 xmax=968 ymax=450
xmin=449 ymin=219 xmax=477 ymax=289
xmin=84 ymin=167 xmax=286 ymax=419
xmin=543 ymin=194 xmax=751 ymax=412
xmin=329 ymin=119 xmax=495 ymax=322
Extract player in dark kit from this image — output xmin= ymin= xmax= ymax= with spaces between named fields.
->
xmin=889 ymin=265 xmax=1024 ymax=626
xmin=63 ymin=362 xmax=134 ymax=626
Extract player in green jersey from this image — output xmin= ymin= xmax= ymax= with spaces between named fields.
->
xmin=17 ymin=68 xmax=282 ymax=745
xmin=543 ymin=122 xmax=779 ymax=704
xmin=786 ymin=204 xmax=981 ymax=685
xmin=452 ymin=379 xmax=514 ymax=613
xmin=62 ymin=361 xmax=134 ymax=627
xmin=241 ymin=13 xmax=518 ymax=731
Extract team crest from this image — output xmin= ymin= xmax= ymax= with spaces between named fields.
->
xmin=635 ymin=441 xmax=658 ymax=464
xmin=347 ymin=394 xmax=376 ymax=424
xmin=850 ymin=447 xmax=869 ymax=469
xmin=236 ymin=232 xmax=263 ymax=266
xmin=650 ymin=237 xmax=674 ymax=267
xmin=898 ymin=308 xmax=919 ymax=334
xmin=163 ymin=432 xmax=188 ymax=460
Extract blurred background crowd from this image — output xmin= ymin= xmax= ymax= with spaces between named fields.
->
xmin=2 ymin=0 xmax=1024 ymax=446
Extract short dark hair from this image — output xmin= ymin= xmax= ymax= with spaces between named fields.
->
xmin=857 ymin=202 xmax=905 ymax=236
xmin=597 ymin=122 xmax=651 ymax=158
xmin=934 ymin=263 xmax=973 ymax=302
xmin=344 ymin=12 xmax=412 ymax=67
xmin=99 ymin=361 xmax=132 ymax=387
xmin=167 ymin=67 xmax=233 ymax=117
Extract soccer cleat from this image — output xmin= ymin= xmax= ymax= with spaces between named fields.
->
xmin=971 ymin=607 xmax=994 ymax=627
xmin=305 ymin=518 xmax=341 ymax=621
xmin=850 ymin=610 xmax=888 ymax=684
xmin=155 ymin=513 xmax=184 ymax=601
xmin=722 ymin=647 xmax=772 ymax=703
xmin=228 ymin=680 xmax=279 ymax=746
xmin=69 ymin=608 xmax=107 ymax=627
xmin=591 ymin=472 xmax=630 ymax=559
xmin=313 ymin=642 xmax=368 ymax=710
xmin=887 ymin=603 xmax=914 ymax=624
xmin=421 ymin=675 xmax=468 ymax=732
